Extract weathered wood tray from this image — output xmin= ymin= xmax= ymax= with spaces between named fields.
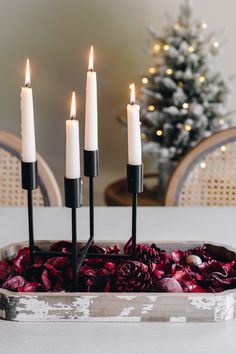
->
xmin=0 ymin=240 xmax=236 ymax=322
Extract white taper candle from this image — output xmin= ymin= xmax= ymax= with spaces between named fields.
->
xmin=84 ymin=46 xmax=98 ymax=151
xmin=127 ymin=83 xmax=142 ymax=165
xmin=66 ymin=92 xmax=81 ymax=179
xmin=20 ymin=59 xmax=36 ymax=162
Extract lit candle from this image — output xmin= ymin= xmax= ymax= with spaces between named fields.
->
xmin=66 ymin=92 xmax=81 ymax=179
xmin=127 ymin=83 xmax=142 ymax=165
xmin=84 ymin=46 xmax=98 ymax=151
xmin=20 ymin=59 xmax=36 ymax=162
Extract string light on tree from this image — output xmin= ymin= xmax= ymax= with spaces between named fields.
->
xmin=188 ymin=46 xmax=194 ymax=53
xmin=202 ymin=22 xmax=208 ymax=29
xmin=149 ymin=67 xmax=156 ymax=74
xmin=185 ymin=124 xmax=192 ymax=132
xmin=199 ymin=75 xmax=206 ymax=83
xmin=174 ymin=23 xmax=181 ymax=30
xmin=200 ymin=162 xmax=206 ymax=169
xmin=142 ymin=77 xmax=149 ymax=84
xmin=182 ymin=102 xmax=189 ymax=109
xmin=166 ymin=68 xmax=173 ymax=75
xmin=220 ymin=145 xmax=226 ymax=152
xmin=156 ymin=129 xmax=163 ymax=136
xmin=213 ymin=41 xmax=220 ymax=48
xmin=219 ymin=118 xmax=225 ymax=125
xmin=153 ymin=43 xmax=161 ymax=52
xmin=163 ymin=44 xmax=170 ymax=51
xmin=148 ymin=105 xmax=155 ymax=111
xmin=141 ymin=133 xmax=147 ymax=140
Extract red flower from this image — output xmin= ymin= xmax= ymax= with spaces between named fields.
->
xmin=78 ymin=265 xmax=111 ymax=292
xmin=0 ymin=261 xmax=11 ymax=284
xmin=18 ymin=282 xmax=42 ymax=292
xmin=2 ymin=276 xmax=25 ymax=291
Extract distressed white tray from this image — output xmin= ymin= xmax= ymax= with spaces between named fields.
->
xmin=0 ymin=240 xmax=236 ymax=322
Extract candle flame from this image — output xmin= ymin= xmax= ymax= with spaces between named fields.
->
xmin=88 ymin=46 xmax=94 ymax=71
xmin=25 ymin=58 xmax=31 ymax=86
xmin=130 ymin=83 xmax=135 ymax=104
xmin=70 ymin=91 xmax=76 ymax=119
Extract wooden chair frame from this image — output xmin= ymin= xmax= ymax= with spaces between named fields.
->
xmin=165 ymin=127 xmax=236 ymax=206
xmin=0 ymin=131 xmax=62 ymax=206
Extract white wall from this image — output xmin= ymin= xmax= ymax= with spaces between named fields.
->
xmin=0 ymin=0 xmax=235 ymax=203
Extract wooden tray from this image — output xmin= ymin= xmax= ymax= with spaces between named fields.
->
xmin=0 ymin=240 xmax=236 ymax=322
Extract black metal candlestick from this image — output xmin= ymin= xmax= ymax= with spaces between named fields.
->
xmin=84 ymin=150 xmax=99 ymax=241
xmin=21 ymin=161 xmax=38 ymax=264
xmin=64 ymin=177 xmax=82 ymax=291
xmin=127 ymin=164 xmax=144 ymax=259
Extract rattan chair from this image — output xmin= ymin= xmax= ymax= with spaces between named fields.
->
xmin=0 ymin=131 xmax=62 ymax=206
xmin=165 ymin=127 xmax=236 ymax=206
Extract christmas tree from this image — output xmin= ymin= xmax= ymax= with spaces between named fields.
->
xmin=140 ymin=0 xmax=232 ymax=163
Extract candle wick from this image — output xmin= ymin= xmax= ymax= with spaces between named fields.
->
xmin=25 ymin=83 xmax=30 ymax=88
xmin=89 ymin=68 xmax=93 ymax=72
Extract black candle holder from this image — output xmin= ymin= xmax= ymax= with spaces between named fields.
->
xmin=21 ymin=161 xmax=38 ymax=264
xmin=84 ymin=150 xmax=99 ymax=241
xmin=22 ymin=155 xmax=144 ymax=292
xmin=127 ymin=164 xmax=143 ymax=259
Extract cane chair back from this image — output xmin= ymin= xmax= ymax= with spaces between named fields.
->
xmin=165 ymin=128 xmax=236 ymax=206
xmin=0 ymin=131 xmax=62 ymax=206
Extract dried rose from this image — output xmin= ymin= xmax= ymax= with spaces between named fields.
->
xmin=2 ymin=276 xmax=25 ymax=291
xmin=18 ymin=281 xmax=42 ymax=292
xmin=78 ymin=265 xmax=110 ymax=292
xmin=0 ymin=261 xmax=11 ymax=284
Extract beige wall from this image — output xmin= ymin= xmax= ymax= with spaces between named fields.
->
xmin=0 ymin=0 xmax=235 ymax=204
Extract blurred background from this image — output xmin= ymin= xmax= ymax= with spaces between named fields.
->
xmin=0 ymin=0 xmax=235 ymax=206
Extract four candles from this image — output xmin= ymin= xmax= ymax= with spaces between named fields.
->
xmin=20 ymin=48 xmax=142 ymax=181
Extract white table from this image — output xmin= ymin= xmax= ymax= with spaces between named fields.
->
xmin=0 ymin=207 xmax=236 ymax=354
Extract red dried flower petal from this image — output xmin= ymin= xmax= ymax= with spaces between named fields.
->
xmin=0 ymin=261 xmax=11 ymax=283
xmin=2 ymin=276 xmax=25 ymax=290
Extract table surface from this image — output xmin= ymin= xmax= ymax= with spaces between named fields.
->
xmin=0 ymin=206 xmax=236 ymax=354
